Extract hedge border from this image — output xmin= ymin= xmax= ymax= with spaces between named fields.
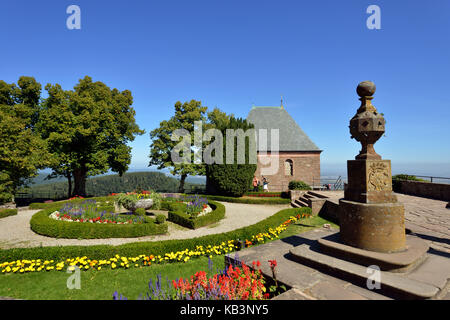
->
xmin=204 ymin=194 xmax=290 ymax=205
xmin=0 ymin=209 xmax=18 ymax=219
xmin=168 ymin=200 xmax=225 ymax=229
xmin=29 ymin=208 xmax=168 ymax=239
xmin=244 ymin=191 xmax=290 ymax=199
xmin=0 ymin=207 xmax=311 ymax=262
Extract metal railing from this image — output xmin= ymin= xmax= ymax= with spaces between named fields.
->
xmin=402 ymin=175 xmax=450 ymax=184
xmin=312 ymin=176 xmax=345 ymax=191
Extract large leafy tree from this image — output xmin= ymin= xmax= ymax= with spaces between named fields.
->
xmin=149 ymin=100 xmax=208 ymax=193
xmin=0 ymin=77 xmax=49 ymax=203
xmin=37 ymin=76 xmax=144 ymax=197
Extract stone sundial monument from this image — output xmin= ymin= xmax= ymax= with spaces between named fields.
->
xmin=315 ymin=80 xmax=430 ymax=269
xmin=339 ymin=81 xmax=406 ymax=253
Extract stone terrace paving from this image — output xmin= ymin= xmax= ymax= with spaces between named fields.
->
xmin=317 ymin=191 xmax=450 ymax=254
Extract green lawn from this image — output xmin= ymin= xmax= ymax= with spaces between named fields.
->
xmin=0 ymin=215 xmax=337 ymax=300
xmin=0 ymin=255 xmax=225 ymax=300
xmin=278 ymin=215 xmax=339 ymax=239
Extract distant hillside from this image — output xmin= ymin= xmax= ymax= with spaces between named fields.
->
xmin=28 ymin=173 xmax=67 ymax=186
xmin=18 ymin=171 xmax=205 ymax=199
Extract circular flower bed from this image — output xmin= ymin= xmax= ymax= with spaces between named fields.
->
xmin=29 ymin=201 xmax=168 ymax=239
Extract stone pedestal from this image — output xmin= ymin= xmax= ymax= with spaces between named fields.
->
xmin=340 ymin=159 xmax=407 ymax=252
xmin=339 ymin=199 xmax=406 ymax=252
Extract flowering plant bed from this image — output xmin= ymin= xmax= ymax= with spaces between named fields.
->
xmin=113 ymin=260 xmax=275 ymax=300
xmin=113 ymin=258 xmax=287 ymax=300
xmin=168 ymin=200 xmax=225 ymax=229
xmin=49 ymin=200 xmax=146 ymax=225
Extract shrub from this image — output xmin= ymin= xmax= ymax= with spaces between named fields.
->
xmin=29 ymin=208 xmax=168 ymax=239
xmin=168 ymin=201 xmax=225 ymax=229
xmin=288 ymin=180 xmax=311 ymax=190
xmin=0 ymin=208 xmax=18 ymax=219
xmin=392 ymin=174 xmax=425 ymax=181
xmin=155 ymin=214 xmax=166 ymax=224
xmin=116 ymin=193 xmax=139 ymax=209
xmin=392 ymin=174 xmax=427 ymax=191
xmin=135 ymin=208 xmax=146 ymax=216
xmin=205 ymin=117 xmax=257 ymax=197
xmin=149 ymin=192 xmax=163 ymax=210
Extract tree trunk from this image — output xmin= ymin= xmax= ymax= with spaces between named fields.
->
xmin=178 ymin=174 xmax=187 ymax=193
xmin=72 ymin=169 xmax=87 ymax=197
xmin=66 ymin=170 xmax=72 ymax=199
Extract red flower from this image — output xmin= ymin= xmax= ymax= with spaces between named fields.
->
xmin=268 ymin=260 xmax=277 ymax=268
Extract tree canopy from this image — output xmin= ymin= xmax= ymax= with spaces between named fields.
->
xmin=37 ymin=76 xmax=144 ymax=197
xmin=149 ymin=100 xmax=208 ymax=193
xmin=0 ymin=77 xmax=49 ymax=204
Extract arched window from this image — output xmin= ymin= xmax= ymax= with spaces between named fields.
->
xmin=284 ymin=159 xmax=293 ymax=176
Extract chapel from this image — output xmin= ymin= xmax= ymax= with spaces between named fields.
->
xmin=246 ymin=103 xmax=321 ymax=191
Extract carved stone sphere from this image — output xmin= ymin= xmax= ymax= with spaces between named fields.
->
xmin=357 ymin=81 xmax=376 ymax=97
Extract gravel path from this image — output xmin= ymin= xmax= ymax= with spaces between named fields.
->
xmin=0 ymin=202 xmax=290 ymax=249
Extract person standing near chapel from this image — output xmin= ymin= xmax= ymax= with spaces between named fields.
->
xmin=252 ymin=176 xmax=259 ymax=192
xmin=262 ymin=176 xmax=269 ymax=192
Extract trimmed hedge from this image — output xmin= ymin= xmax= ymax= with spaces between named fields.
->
xmin=29 ymin=208 xmax=168 ymax=239
xmin=0 ymin=207 xmax=311 ymax=262
xmin=204 ymin=194 xmax=290 ymax=205
xmin=244 ymin=191 xmax=290 ymax=199
xmin=168 ymin=200 xmax=225 ymax=229
xmin=0 ymin=208 xmax=18 ymax=219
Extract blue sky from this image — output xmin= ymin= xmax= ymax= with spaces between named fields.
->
xmin=1 ymin=0 xmax=449 ymax=177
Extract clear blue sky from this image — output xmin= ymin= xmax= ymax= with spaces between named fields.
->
xmin=1 ymin=0 xmax=449 ymax=177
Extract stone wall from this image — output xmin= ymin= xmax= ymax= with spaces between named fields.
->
xmin=255 ymin=151 xmax=321 ymax=192
xmin=395 ymin=180 xmax=450 ymax=201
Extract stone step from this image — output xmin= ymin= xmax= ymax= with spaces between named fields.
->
xmin=307 ymin=191 xmax=330 ymax=199
xmin=289 ymin=244 xmax=440 ymax=299
xmin=295 ymin=199 xmax=309 ymax=207
xmin=303 ymin=193 xmax=317 ymax=200
xmin=291 ymin=201 xmax=301 ymax=208
xmin=318 ymin=234 xmax=429 ymax=272
xmin=299 ymin=195 xmax=311 ymax=202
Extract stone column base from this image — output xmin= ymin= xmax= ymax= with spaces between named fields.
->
xmin=339 ymin=199 xmax=406 ymax=253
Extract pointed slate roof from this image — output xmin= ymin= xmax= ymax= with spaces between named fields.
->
xmin=246 ymin=106 xmax=321 ymax=152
